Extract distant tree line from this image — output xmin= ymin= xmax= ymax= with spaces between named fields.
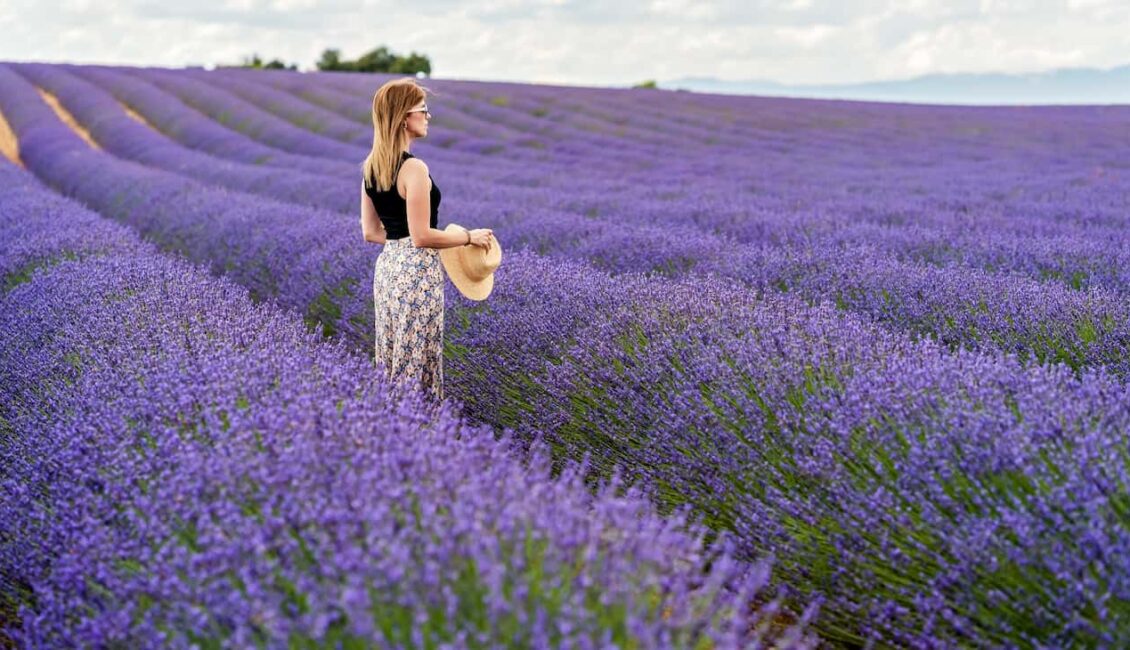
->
xmin=235 ymin=54 xmax=298 ymax=71
xmin=228 ymin=45 xmax=431 ymax=76
xmin=317 ymin=46 xmax=431 ymax=75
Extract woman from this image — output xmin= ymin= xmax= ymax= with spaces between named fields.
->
xmin=359 ymin=78 xmax=493 ymax=401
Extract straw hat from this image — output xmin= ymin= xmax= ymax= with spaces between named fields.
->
xmin=439 ymin=223 xmax=501 ymax=300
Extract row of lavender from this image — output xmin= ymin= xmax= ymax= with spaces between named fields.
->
xmin=55 ymin=62 xmax=1130 ymax=276
xmin=65 ymin=63 xmax=1129 ymax=244
xmin=0 ymin=156 xmax=808 ymax=646
xmin=4 ymin=62 xmax=1130 ymax=646
xmin=272 ymin=65 xmax=1130 ymax=289
xmin=454 ymin=254 xmax=1130 ymax=646
xmin=14 ymin=63 xmax=1130 ymax=381
xmin=218 ymin=66 xmax=1130 ymax=298
xmin=184 ymin=67 xmax=1130 ymax=376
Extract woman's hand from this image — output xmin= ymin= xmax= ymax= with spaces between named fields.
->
xmin=467 ymin=228 xmax=494 ymax=251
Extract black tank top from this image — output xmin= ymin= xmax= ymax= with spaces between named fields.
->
xmin=364 ymin=151 xmax=440 ymax=240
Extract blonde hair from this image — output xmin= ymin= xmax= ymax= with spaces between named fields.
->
xmin=361 ymin=77 xmax=432 ymax=192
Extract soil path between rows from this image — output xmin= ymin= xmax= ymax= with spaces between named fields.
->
xmin=0 ymin=107 xmax=20 ymax=167
xmin=35 ymin=87 xmax=102 ymax=150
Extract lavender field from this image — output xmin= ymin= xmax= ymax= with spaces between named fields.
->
xmin=0 ymin=61 xmax=1128 ymax=648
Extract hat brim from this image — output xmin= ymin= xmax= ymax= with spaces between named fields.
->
xmin=439 ymin=225 xmax=500 ymax=301
xmin=441 ymin=261 xmax=495 ymax=301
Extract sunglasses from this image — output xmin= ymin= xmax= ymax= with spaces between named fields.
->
xmin=406 ymin=105 xmax=431 ymax=118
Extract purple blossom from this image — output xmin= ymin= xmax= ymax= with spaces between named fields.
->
xmin=3 ymin=59 xmax=1129 ymax=647
xmin=0 ymin=158 xmax=809 ymax=647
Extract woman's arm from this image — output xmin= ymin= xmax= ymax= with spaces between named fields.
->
xmin=401 ymin=160 xmax=475 ymax=249
xmin=360 ymin=181 xmax=386 ymax=244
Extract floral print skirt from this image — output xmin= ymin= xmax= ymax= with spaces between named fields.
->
xmin=373 ymin=237 xmax=444 ymax=401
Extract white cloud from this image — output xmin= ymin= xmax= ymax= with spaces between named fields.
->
xmin=0 ymin=0 xmax=1125 ymax=86
xmin=774 ymin=24 xmax=839 ymax=48
xmin=1067 ymin=0 xmax=1118 ymax=9
xmin=783 ymin=0 xmax=814 ymax=11
xmin=648 ymin=0 xmax=720 ymax=20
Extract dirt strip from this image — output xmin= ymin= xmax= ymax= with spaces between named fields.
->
xmin=0 ymin=107 xmax=22 ymax=167
xmin=118 ymin=99 xmax=158 ymax=130
xmin=34 ymin=87 xmax=101 ymax=150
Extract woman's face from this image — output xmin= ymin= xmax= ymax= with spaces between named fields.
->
xmin=404 ymin=100 xmax=430 ymax=138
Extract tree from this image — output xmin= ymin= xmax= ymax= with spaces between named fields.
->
xmin=232 ymin=53 xmax=297 ymax=71
xmin=264 ymin=58 xmax=297 ymax=71
xmin=315 ymin=46 xmax=431 ymax=76
xmin=354 ymin=46 xmax=396 ymax=72
xmin=317 ymin=48 xmax=344 ymax=71
xmin=391 ymin=52 xmax=431 ymax=76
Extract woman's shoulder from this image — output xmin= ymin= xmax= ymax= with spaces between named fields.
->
xmin=399 ymin=154 xmax=428 ymax=174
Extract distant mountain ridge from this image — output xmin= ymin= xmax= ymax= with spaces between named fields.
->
xmin=660 ymin=65 xmax=1130 ymax=105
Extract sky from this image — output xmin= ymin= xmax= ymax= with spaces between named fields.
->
xmin=1 ymin=0 xmax=1127 ymax=87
